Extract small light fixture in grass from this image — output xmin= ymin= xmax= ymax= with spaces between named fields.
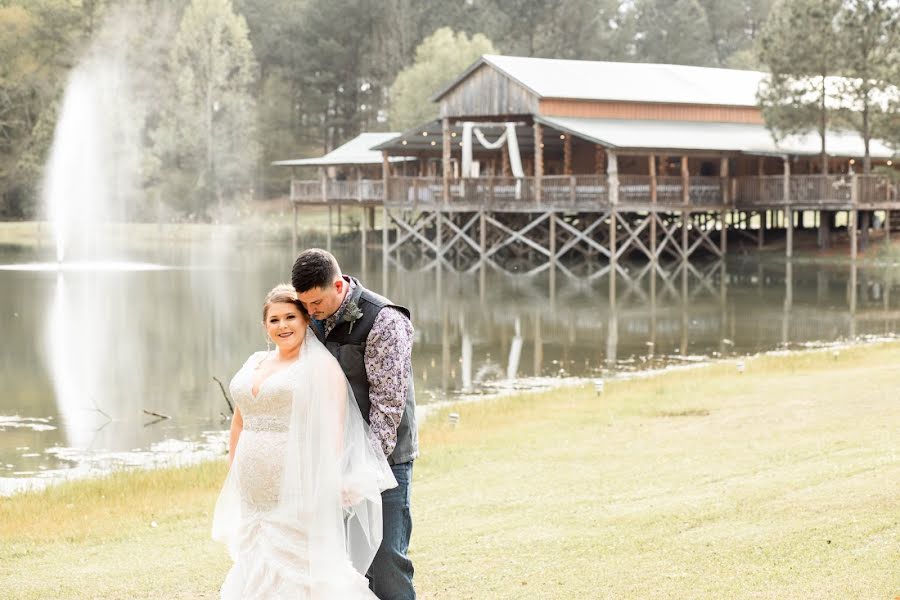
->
xmin=594 ymin=379 xmax=605 ymax=394
xmin=448 ymin=412 xmax=460 ymax=426
xmin=736 ymin=360 xmax=745 ymax=374
xmin=832 ymin=350 xmax=840 ymax=360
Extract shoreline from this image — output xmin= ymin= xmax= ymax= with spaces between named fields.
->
xmin=3 ymin=335 xmax=895 ymax=499
xmin=2 ymin=340 xmax=899 ymax=598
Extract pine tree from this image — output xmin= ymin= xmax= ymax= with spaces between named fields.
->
xmin=758 ymin=0 xmax=842 ymax=174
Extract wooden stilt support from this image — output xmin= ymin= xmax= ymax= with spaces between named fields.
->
xmin=326 ymin=204 xmax=333 ymax=252
xmin=291 ymin=202 xmax=298 ymax=257
xmin=649 ymin=154 xmax=658 ymax=262
xmin=360 ymin=211 xmax=367 ymax=273
xmin=382 ymin=207 xmax=389 ymax=292
xmin=786 ymin=208 xmax=793 ymax=259
xmin=549 ymin=210 xmax=557 ymax=294
xmin=849 ymin=209 xmax=858 ymax=260
xmin=720 ymin=211 xmax=727 ymax=255
xmin=534 ymin=122 xmax=543 ymax=203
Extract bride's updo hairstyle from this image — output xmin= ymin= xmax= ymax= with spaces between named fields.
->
xmin=263 ymin=283 xmax=308 ymax=320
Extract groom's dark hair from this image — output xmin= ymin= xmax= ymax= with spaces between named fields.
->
xmin=291 ymin=248 xmax=341 ymax=293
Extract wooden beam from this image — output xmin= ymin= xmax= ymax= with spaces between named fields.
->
xmin=563 ymin=134 xmax=572 ymax=175
xmin=534 ymin=122 xmax=543 ymax=203
xmin=649 ymin=154 xmax=657 ymax=204
xmin=681 ymin=156 xmax=689 ymax=205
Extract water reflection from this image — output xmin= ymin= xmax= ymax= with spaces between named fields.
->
xmin=1 ymin=242 xmax=898 ymax=491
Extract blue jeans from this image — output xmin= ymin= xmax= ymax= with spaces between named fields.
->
xmin=369 ymin=461 xmax=415 ymax=600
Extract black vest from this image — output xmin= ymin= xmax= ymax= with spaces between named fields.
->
xmin=313 ymin=278 xmax=418 ymax=465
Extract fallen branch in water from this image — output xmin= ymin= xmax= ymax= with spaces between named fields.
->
xmin=213 ymin=377 xmax=234 ymax=415
xmin=142 ymin=409 xmax=171 ymax=420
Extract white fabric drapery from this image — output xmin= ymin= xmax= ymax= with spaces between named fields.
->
xmin=461 ymin=122 xmax=524 ymax=179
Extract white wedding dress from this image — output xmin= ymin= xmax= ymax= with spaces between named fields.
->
xmin=213 ymin=332 xmax=396 ymax=599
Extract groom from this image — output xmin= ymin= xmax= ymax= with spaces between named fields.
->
xmin=291 ymin=248 xmax=417 ymax=600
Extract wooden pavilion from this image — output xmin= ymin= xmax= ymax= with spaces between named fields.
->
xmin=280 ymin=55 xmax=899 ymax=271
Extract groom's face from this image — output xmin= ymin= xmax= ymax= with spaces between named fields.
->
xmin=297 ymin=279 xmax=344 ymax=321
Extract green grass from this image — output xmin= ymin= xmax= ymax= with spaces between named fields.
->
xmin=0 ymin=204 xmax=379 ymax=250
xmin=2 ymin=343 xmax=899 ymax=599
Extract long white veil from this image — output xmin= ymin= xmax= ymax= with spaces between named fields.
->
xmin=212 ymin=329 xmax=397 ymax=588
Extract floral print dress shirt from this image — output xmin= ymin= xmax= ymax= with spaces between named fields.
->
xmin=322 ymin=277 xmax=414 ymax=458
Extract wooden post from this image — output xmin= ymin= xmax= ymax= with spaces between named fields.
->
xmin=720 ymin=157 xmax=729 ymax=205
xmin=886 ymin=210 xmax=892 ymax=243
xmin=534 ymin=122 xmax=543 ymax=203
xmin=292 ymin=201 xmax=298 ymax=257
xmin=381 ymin=150 xmax=391 ymax=275
xmin=758 ymin=211 xmax=765 ymax=249
xmin=479 ymin=209 xmax=486 ymax=304
xmin=607 ymin=151 xmax=619 ymax=206
xmin=649 ymin=154 xmax=657 ymax=262
xmin=442 ymin=117 xmax=451 ymax=204
xmin=549 ymin=210 xmax=556 ymax=295
xmin=849 ymin=209 xmax=858 ymax=260
xmin=783 ymin=156 xmax=791 ymax=259
xmin=786 ymin=208 xmax=793 ymax=259
xmin=720 ymin=157 xmax=729 ymax=254
xmin=595 ymin=145 xmax=606 ymax=175
xmin=681 ymin=156 xmax=689 ymax=205
xmin=563 ymin=134 xmax=572 ymax=175
xmin=326 ymin=204 xmax=333 ymax=252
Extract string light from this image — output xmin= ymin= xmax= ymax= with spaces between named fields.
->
xmin=560 ymin=134 xmax=566 ymax=140
xmin=401 ymin=140 xmax=407 ymax=145
xmin=422 ymin=131 xmax=428 ymax=137
xmin=430 ymin=140 xmax=436 ymax=146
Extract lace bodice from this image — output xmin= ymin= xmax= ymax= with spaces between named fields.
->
xmin=230 ymin=351 xmax=296 ymax=433
xmin=229 ymin=351 xmax=301 ymax=512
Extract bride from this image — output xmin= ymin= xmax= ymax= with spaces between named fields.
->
xmin=213 ymin=284 xmax=397 ymax=599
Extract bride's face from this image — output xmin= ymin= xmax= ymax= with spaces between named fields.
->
xmin=265 ymin=302 xmax=307 ymax=354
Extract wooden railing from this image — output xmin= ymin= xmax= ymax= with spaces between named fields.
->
xmin=290 ymin=179 xmax=384 ymax=202
xmin=290 ymin=174 xmax=899 ymax=210
xmin=734 ymin=174 xmax=898 ymax=207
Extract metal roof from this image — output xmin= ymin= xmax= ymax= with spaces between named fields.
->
xmin=535 ymin=116 xmax=897 ymax=158
xmin=272 ymin=133 xmax=413 ymax=166
xmin=434 ymin=55 xmax=767 ymax=107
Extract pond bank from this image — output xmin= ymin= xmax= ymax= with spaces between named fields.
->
xmin=2 ymin=341 xmax=899 ymax=598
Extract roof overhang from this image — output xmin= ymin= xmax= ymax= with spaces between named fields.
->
xmin=535 ymin=116 xmax=898 ymax=159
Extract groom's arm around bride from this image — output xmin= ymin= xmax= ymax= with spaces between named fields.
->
xmin=292 ymin=248 xmax=418 ymax=600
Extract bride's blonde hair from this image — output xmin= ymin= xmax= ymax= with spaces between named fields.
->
xmin=263 ymin=283 xmax=308 ymax=320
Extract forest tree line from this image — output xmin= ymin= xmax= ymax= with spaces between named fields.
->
xmin=0 ymin=0 xmax=896 ymax=219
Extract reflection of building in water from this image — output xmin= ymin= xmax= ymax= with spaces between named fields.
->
xmin=386 ymin=260 xmax=900 ymax=401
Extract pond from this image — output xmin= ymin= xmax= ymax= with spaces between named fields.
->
xmin=1 ymin=236 xmax=897 ymax=494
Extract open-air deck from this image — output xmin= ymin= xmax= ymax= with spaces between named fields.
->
xmin=289 ymin=173 xmax=899 ymax=212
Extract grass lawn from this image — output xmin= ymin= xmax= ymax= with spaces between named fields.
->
xmin=0 ymin=204 xmax=381 ymax=251
xmin=2 ymin=343 xmax=899 ymax=599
